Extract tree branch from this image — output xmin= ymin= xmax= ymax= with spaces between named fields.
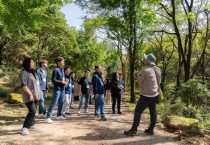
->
xmin=156 ymin=12 xmax=173 ymax=22
xmin=154 ymin=30 xmax=176 ymax=35
xmin=160 ymin=3 xmax=173 ymax=17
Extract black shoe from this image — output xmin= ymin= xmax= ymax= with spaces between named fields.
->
xmin=101 ymin=116 xmax=107 ymax=121
xmin=112 ymin=112 xmax=115 ymax=114
xmin=65 ymin=112 xmax=71 ymax=115
xmin=118 ymin=111 xmax=122 ymax=114
xmin=124 ymin=129 xmax=137 ymax=136
xmin=144 ymin=128 xmax=154 ymax=135
xmin=95 ymin=114 xmax=100 ymax=117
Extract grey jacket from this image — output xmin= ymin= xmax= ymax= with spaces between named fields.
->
xmin=19 ymin=70 xmax=41 ymax=103
xmin=137 ymin=65 xmax=162 ymax=97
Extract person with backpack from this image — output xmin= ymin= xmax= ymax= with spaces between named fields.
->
xmin=19 ymin=58 xmax=41 ymax=135
xmin=110 ymin=72 xmax=123 ymax=114
xmin=124 ymin=53 xmax=161 ymax=136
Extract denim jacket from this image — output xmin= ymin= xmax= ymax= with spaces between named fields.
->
xmin=92 ymin=72 xmax=105 ymax=95
xmin=65 ymin=75 xmax=73 ymax=94
xmin=37 ymin=68 xmax=48 ymax=91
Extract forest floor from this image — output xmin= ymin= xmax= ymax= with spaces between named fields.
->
xmin=0 ymin=99 xmax=202 ymax=145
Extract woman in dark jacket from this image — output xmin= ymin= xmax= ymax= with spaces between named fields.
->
xmin=110 ymin=72 xmax=123 ymax=114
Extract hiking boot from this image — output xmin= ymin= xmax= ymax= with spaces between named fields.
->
xmin=124 ymin=129 xmax=137 ymax=136
xmin=95 ymin=114 xmax=100 ymax=118
xmin=144 ymin=128 xmax=154 ymax=135
xmin=20 ymin=128 xmax=29 ymax=136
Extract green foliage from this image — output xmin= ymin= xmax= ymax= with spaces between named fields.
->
xmin=0 ymin=84 xmax=8 ymax=98
xmin=178 ymin=79 xmax=210 ymax=107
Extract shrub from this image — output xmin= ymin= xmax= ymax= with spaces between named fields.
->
xmin=178 ymin=79 xmax=210 ymax=107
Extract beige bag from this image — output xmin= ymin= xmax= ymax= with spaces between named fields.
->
xmin=158 ymin=87 xmax=164 ymax=100
xmin=153 ymin=68 xmax=164 ymax=101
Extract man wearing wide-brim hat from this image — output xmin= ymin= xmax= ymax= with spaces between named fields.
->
xmin=124 ymin=53 xmax=162 ymax=136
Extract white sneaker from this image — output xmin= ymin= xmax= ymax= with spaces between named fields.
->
xmin=45 ymin=118 xmax=53 ymax=124
xmin=21 ymin=128 xmax=29 ymax=136
xmin=29 ymin=125 xmax=38 ymax=131
xmin=78 ymin=110 xmax=81 ymax=114
xmin=57 ymin=116 xmax=66 ymax=120
xmin=85 ymin=110 xmax=89 ymax=113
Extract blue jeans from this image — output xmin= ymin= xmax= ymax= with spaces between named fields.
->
xmin=46 ymin=89 xmax=65 ymax=118
xmin=78 ymin=94 xmax=90 ymax=111
xmin=95 ymin=94 xmax=105 ymax=117
xmin=39 ymin=91 xmax=46 ymax=115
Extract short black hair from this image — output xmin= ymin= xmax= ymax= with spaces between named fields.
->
xmin=64 ymin=65 xmax=70 ymax=71
xmin=84 ymin=69 xmax=90 ymax=73
xmin=55 ymin=57 xmax=64 ymax=63
xmin=112 ymin=72 xmax=118 ymax=82
xmin=23 ymin=58 xmax=32 ymax=72
xmin=95 ymin=65 xmax=100 ymax=70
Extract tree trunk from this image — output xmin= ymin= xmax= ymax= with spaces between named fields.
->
xmin=184 ymin=0 xmax=193 ymax=82
xmin=129 ymin=0 xmax=136 ymax=103
xmin=0 ymin=37 xmax=5 ymax=66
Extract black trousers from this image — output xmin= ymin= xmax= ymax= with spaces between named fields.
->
xmin=132 ymin=95 xmax=158 ymax=131
xmin=111 ymin=93 xmax=121 ymax=113
xmin=23 ymin=101 xmax=37 ymax=128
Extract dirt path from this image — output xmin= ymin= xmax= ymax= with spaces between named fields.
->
xmin=0 ymin=102 xmax=181 ymax=145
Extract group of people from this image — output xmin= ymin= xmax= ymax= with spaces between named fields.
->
xmin=19 ymin=53 xmax=161 ymax=137
xmin=19 ymin=57 xmax=125 ymax=135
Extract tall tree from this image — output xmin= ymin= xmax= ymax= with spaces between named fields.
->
xmin=76 ymin=0 xmax=156 ymax=103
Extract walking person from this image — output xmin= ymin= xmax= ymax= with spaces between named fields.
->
xmin=124 ymin=54 xmax=161 ymax=136
xmin=78 ymin=69 xmax=92 ymax=114
xmin=19 ymin=58 xmax=41 ymax=135
xmin=104 ymin=78 xmax=111 ymax=105
xmin=61 ymin=65 xmax=73 ymax=116
xmin=110 ymin=72 xmax=123 ymax=114
xmin=45 ymin=57 xmax=68 ymax=124
xmin=92 ymin=65 xmax=106 ymax=121
xmin=37 ymin=60 xmax=48 ymax=117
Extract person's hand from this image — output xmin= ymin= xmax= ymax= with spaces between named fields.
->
xmin=95 ymin=94 xmax=98 ymax=99
xmin=119 ymin=85 xmax=123 ymax=89
xmin=62 ymin=81 xmax=68 ymax=86
xmin=46 ymin=89 xmax=48 ymax=93
xmin=29 ymin=94 xmax=34 ymax=102
xmin=78 ymin=91 xmax=82 ymax=96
